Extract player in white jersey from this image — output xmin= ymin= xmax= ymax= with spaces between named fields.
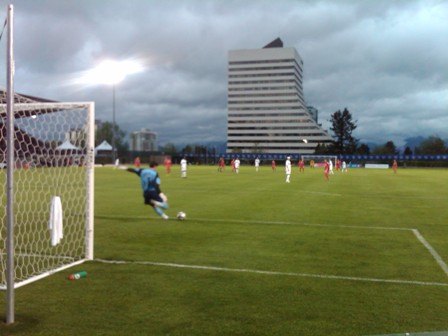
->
xmin=285 ymin=156 xmax=291 ymax=183
xmin=180 ymin=157 xmax=187 ymax=178
xmin=234 ymin=158 xmax=240 ymax=174
xmin=255 ymin=157 xmax=260 ymax=172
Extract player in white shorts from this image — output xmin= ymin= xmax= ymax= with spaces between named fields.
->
xmin=285 ymin=156 xmax=291 ymax=183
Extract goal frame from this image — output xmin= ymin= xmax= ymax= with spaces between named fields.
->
xmin=301 ymin=154 xmax=338 ymax=165
xmin=0 ymin=101 xmax=95 ymax=291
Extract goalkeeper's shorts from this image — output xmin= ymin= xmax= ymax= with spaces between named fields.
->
xmin=143 ymin=191 xmax=162 ymax=205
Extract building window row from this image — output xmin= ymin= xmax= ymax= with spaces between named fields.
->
xmin=228 ymin=66 xmax=295 ymax=72
xmin=228 ymin=92 xmax=299 ymax=98
xmin=228 ymin=72 xmax=300 ymax=80
xmin=229 ymin=106 xmax=304 ymax=112
xmin=229 ymin=79 xmax=299 ymax=85
xmin=228 ymin=144 xmax=313 ymax=149
xmin=229 ymin=59 xmax=294 ymax=65
xmin=229 ymin=112 xmax=306 ymax=118
xmin=229 ymin=68 xmax=301 ymax=76
xmin=228 ymin=99 xmax=300 ymax=105
xmin=228 ymin=125 xmax=318 ymax=130
xmin=229 ymin=86 xmax=298 ymax=92
xmin=228 ymin=137 xmax=323 ymax=143
xmin=229 ymin=59 xmax=303 ymax=72
xmin=230 ymin=81 xmax=302 ymax=91
xmin=228 ymin=131 xmax=323 ymax=137
xmin=228 ymin=119 xmax=311 ymax=124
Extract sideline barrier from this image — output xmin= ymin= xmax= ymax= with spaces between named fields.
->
xmin=365 ymin=164 xmax=389 ymax=169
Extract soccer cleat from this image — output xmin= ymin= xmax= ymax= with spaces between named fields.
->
xmin=161 ymin=214 xmax=169 ymax=220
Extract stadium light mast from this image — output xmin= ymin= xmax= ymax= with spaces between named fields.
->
xmin=84 ymin=59 xmax=144 ymax=163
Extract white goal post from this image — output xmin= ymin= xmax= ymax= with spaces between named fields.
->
xmin=0 ymin=100 xmax=95 ymax=290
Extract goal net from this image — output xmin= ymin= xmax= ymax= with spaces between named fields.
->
xmin=301 ymin=155 xmax=338 ymax=168
xmin=0 ymin=91 xmax=94 ymax=289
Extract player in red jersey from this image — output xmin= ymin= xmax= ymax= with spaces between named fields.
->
xmin=218 ymin=157 xmax=225 ymax=172
xmin=271 ymin=160 xmax=276 ymax=171
xmin=392 ymin=160 xmax=398 ymax=174
xmin=298 ymin=159 xmax=305 ymax=173
xmin=164 ymin=157 xmax=171 ymax=174
xmin=324 ymin=160 xmax=330 ymax=181
xmin=134 ymin=156 xmax=141 ymax=168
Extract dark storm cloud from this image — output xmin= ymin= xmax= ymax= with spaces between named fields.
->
xmin=2 ymin=0 xmax=447 ymax=146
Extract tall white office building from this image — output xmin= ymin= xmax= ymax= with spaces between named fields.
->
xmin=226 ymin=38 xmax=333 ymax=154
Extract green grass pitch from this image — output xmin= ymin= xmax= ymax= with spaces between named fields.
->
xmin=1 ymin=164 xmax=448 ymax=335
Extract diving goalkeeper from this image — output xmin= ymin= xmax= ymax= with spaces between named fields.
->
xmin=127 ymin=162 xmax=169 ymax=220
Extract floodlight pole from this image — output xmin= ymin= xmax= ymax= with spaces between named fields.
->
xmin=112 ymin=84 xmax=116 ymax=163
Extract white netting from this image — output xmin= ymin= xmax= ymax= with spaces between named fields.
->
xmin=0 ymin=95 xmax=94 ymax=289
xmin=301 ymin=155 xmax=338 ymax=167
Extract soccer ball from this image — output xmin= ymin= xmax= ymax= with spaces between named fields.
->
xmin=177 ymin=211 xmax=186 ymax=221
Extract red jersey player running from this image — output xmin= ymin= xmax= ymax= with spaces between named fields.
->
xmin=324 ymin=160 xmax=330 ymax=181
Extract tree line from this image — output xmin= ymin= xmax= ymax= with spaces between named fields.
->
xmin=96 ymin=110 xmax=448 ymax=158
xmin=316 ymin=108 xmax=448 ymax=155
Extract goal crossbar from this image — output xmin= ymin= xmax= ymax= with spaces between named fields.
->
xmin=301 ymin=154 xmax=338 ymax=162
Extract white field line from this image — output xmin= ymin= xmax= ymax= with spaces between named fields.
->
xmin=412 ymin=229 xmax=448 ymax=277
xmin=98 ymin=217 xmax=448 ymax=282
xmin=94 ymin=258 xmax=448 ymax=287
xmin=100 ymin=215 xmax=413 ymax=231
xmin=189 ymin=190 xmax=342 ymax=197
xmin=192 ymin=218 xmax=414 ymax=231
xmin=300 ymin=190 xmax=342 ymax=196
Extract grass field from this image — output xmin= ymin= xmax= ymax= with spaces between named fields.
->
xmin=1 ymin=164 xmax=448 ymax=335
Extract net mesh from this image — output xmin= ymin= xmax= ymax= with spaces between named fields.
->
xmin=0 ymin=90 xmax=94 ymax=289
xmin=301 ymin=155 xmax=338 ymax=166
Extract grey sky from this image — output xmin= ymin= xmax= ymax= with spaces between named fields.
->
xmin=1 ymin=0 xmax=447 ymax=147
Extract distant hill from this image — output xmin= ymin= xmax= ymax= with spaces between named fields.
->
xmin=399 ymin=136 xmax=448 ymax=154
xmin=403 ymin=136 xmax=425 ymax=150
xmin=161 ymin=137 xmax=448 ymax=155
xmin=205 ymin=141 xmax=227 ymax=153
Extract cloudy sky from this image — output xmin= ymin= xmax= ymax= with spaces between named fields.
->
xmin=1 ymin=0 xmax=447 ymax=147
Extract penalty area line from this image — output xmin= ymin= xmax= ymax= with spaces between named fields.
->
xmin=94 ymin=258 xmax=448 ymax=287
xmin=96 ymin=215 xmax=415 ymax=231
xmin=301 ymin=190 xmax=342 ymax=197
xmin=193 ymin=217 xmax=414 ymax=231
xmin=413 ymin=229 xmax=448 ymax=278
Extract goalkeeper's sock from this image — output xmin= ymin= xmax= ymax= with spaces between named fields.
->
xmin=152 ymin=201 xmax=168 ymax=209
xmin=154 ymin=207 xmax=168 ymax=219
xmin=151 ymin=200 xmax=168 ymax=209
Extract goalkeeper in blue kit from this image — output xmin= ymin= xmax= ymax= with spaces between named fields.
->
xmin=127 ymin=162 xmax=169 ymax=220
